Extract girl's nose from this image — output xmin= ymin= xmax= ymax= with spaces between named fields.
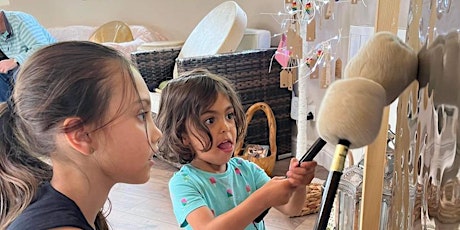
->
xmin=148 ymin=114 xmax=162 ymax=147
xmin=150 ymin=123 xmax=162 ymax=143
xmin=220 ymin=120 xmax=232 ymax=133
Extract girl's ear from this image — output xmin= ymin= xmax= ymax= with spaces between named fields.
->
xmin=62 ymin=117 xmax=93 ymax=156
xmin=181 ymin=134 xmax=190 ymax=146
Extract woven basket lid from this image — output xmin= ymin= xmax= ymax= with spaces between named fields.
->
xmin=173 ymin=1 xmax=247 ymax=77
xmin=137 ymin=41 xmax=184 ymax=51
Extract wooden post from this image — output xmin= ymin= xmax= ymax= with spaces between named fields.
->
xmin=359 ymin=0 xmax=401 ymax=229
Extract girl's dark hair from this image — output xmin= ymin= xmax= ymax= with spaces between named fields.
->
xmin=0 ymin=41 xmax=134 ymax=229
xmin=156 ymin=69 xmax=246 ymax=164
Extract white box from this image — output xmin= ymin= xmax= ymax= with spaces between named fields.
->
xmin=236 ymin=28 xmax=271 ymax=51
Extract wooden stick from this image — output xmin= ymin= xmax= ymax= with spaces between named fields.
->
xmin=359 ymin=0 xmax=400 ymax=229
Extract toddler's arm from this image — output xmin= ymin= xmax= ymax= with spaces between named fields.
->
xmin=185 ymin=177 xmax=296 ymax=230
xmin=275 ymin=157 xmax=317 ymax=216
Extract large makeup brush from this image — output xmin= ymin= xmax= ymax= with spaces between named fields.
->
xmin=345 ymin=31 xmax=418 ymax=105
xmin=314 ymin=78 xmax=386 ymax=229
xmin=314 ymin=31 xmax=419 ymax=230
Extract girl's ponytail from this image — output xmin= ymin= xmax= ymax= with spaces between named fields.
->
xmin=0 ymin=102 xmax=52 ymax=229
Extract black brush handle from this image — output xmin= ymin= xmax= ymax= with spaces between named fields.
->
xmin=314 ymin=139 xmax=350 ymax=230
xmin=254 ymin=138 xmax=326 ymax=223
xmin=314 ymin=171 xmax=342 ymax=230
xmin=253 ymin=208 xmax=270 ymax=223
xmin=298 ymin=138 xmax=326 ymax=166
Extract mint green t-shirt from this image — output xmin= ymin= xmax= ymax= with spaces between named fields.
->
xmin=169 ymin=157 xmax=271 ymax=230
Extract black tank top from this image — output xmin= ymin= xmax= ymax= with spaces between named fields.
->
xmin=7 ymin=182 xmax=94 ymax=230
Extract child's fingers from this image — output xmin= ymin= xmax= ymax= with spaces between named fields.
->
xmin=286 ymin=168 xmax=313 ymax=180
xmin=288 ymin=162 xmax=316 ymax=176
xmin=286 ymin=172 xmax=315 ymax=187
xmin=284 ymin=158 xmax=318 ymax=187
xmin=285 ymin=162 xmax=317 ymax=186
xmin=299 ymin=161 xmax=318 ymax=169
xmin=288 ymin=157 xmax=300 ymax=170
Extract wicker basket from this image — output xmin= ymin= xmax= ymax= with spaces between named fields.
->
xmin=235 ymin=102 xmax=277 ymax=176
xmin=131 ymin=47 xmax=181 ymax=91
xmin=290 ymin=183 xmax=323 ymax=217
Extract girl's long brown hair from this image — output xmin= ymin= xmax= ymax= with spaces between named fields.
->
xmin=0 ymin=41 xmax=134 ymax=229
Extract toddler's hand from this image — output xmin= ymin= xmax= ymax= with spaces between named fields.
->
xmin=285 ymin=158 xmax=317 ymax=187
xmin=259 ymin=177 xmax=295 ymax=207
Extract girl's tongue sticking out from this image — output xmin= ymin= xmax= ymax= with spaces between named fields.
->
xmin=218 ymin=141 xmax=233 ymax=153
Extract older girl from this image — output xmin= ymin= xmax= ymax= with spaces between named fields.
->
xmin=0 ymin=41 xmax=161 ymax=229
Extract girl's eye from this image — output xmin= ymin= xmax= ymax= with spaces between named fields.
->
xmin=137 ymin=110 xmax=148 ymax=122
xmin=226 ymin=112 xmax=235 ymax=120
xmin=204 ymin=117 xmax=215 ymax=125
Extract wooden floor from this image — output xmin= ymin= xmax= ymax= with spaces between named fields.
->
xmin=105 ymin=157 xmax=329 ymax=229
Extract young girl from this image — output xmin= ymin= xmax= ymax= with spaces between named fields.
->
xmin=157 ymin=69 xmax=317 ymax=230
xmin=0 ymin=41 xmax=161 ymax=229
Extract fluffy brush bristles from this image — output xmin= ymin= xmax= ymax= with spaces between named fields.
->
xmin=317 ymin=78 xmax=386 ymax=149
xmin=345 ymin=31 xmax=418 ymax=105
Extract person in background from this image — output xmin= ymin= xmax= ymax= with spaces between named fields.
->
xmin=156 ymin=69 xmax=317 ymax=230
xmin=0 ymin=10 xmax=56 ymax=101
xmin=0 ymin=41 xmax=161 ymax=230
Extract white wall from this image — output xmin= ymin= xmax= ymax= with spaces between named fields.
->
xmin=2 ymin=0 xmax=284 ymax=46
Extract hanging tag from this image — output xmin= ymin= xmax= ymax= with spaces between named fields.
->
xmin=307 ymin=58 xmax=318 ymax=79
xmin=325 ymin=53 xmax=332 ymax=85
xmin=325 ymin=1 xmax=334 ymax=19
xmin=319 ymin=66 xmax=327 ymax=88
xmin=310 ymin=66 xmax=319 ymax=79
xmin=280 ymin=69 xmax=290 ymax=88
xmin=287 ymin=68 xmax=293 ymax=91
xmin=286 ymin=28 xmax=303 ymax=59
xmin=289 ymin=67 xmax=297 ymax=91
xmin=351 ymin=0 xmax=358 ymax=4
xmin=275 ymin=34 xmax=289 ymax=68
xmin=286 ymin=59 xmax=294 ymax=90
xmin=335 ymin=58 xmax=342 ymax=79
xmin=306 ymin=18 xmax=316 ymax=41
xmin=291 ymin=59 xmax=298 ymax=83
xmin=320 ymin=54 xmax=332 ymax=88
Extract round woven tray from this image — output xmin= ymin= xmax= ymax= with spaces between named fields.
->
xmin=290 ymin=182 xmax=323 ymax=217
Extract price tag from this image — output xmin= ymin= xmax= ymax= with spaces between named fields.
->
xmin=286 ymin=28 xmax=303 ymax=59
xmin=307 ymin=18 xmax=316 ymax=41
xmin=320 ymin=54 xmax=332 ymax=88
xmin=335 ymin=58 xmax=342 ymax=79
xmin=325 ymin=1 xmax=334 ymax=19
xmin=280 ymin=69 xmax=290 ymax=88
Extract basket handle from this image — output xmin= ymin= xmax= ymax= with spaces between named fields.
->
xmin=235 ymin=102 xmax=277 ymax=157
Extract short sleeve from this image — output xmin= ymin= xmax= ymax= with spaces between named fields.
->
xmin=230 ymin=157 xmax=271 ymax=190
xmin=238 ymin=158 xmax=271 ymax=189
xmin=168 ymin=170 xmax=207 ymax=228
